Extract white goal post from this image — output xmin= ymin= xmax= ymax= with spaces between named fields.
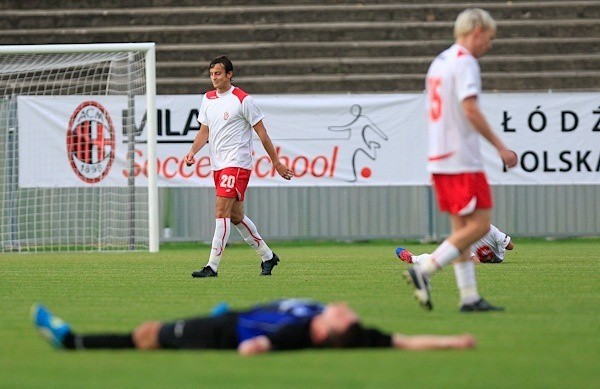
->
xmin=0 ymin=43 xmax=158 ymax=253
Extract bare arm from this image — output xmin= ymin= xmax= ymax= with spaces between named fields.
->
xmin=253 ymin=120 xmax=294 ymax=180
xmin=391 ymin=333 xmax=476 ymax=350
xmin=237 ymin=335 xmax=272 ymax=356
xmin=183 ymin=124 xmax=209 ymax=166
xmin=463 ymin=97 xmax=517 ymax=168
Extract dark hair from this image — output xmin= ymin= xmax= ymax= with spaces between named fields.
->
xmin=209 ymin=55 xmax=234 ymax=74
xmin=323 ymin=322 xmax=366 ymax=348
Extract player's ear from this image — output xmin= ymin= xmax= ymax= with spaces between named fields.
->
xmin=310 ymin=318 xmax=330 ymax=345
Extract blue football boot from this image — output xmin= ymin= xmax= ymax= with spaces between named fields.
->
xmin=31 ymin=304 xmax=71 ymax=349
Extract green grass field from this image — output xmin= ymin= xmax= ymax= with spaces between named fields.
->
xmin=1 ymin=239 xmax=598 ymax=388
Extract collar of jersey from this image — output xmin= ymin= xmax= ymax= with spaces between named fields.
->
xmin=454 ymin=43 xmax=472 ymax=56
xmin=216 ymin=85 xmax=235 ymax=97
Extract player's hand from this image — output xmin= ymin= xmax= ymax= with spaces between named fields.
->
xmin=238 ymin=336 xmax=272 ymax=356
xmin=183 ymin=152 xmax=195 ymax=167
xmin=275 ymin=162 xmax=294 ymax=180
xmin=455 ymin=334 xmax=477 ymax=349
xmin=500 ymin=149 xmax=518 ymax=169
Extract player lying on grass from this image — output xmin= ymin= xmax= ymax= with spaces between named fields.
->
xmin=397 ymin=224 xmax=513 ymax=265
xmin=32 ymin=299 xmax=476 ymax=354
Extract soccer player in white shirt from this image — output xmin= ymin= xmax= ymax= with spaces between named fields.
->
xmin=469 ymin=224 xmax=514 ymax=263
xmin=403 ymin=9 xmax=518 ymax=312
xmin=396 ymin=224 xmax=514 ymax=265
xmin=184 ymin=55 xmax=293 ymax=278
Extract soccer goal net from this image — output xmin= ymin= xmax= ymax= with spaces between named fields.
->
xmin=0 ymin=43 xmax=158 ymax=253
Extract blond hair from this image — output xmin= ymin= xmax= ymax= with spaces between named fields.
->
xmin=454 ymin=8 xmax=496 ymax=38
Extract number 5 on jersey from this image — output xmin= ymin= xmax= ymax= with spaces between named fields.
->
xmin=428 ymin=77 xmax=442 ymax=121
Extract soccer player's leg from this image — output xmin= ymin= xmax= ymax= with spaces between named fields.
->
xmin=233 ymin=212 xmax=280 ymax=275
xmin=454 ymin=211 xmax=504 ymax=312
xmin=229 ymin=169 xmax=279 ymax=276
xmin=32 ymin=303 xmax=139 ymax=349
xmin=31 ymin=304 xmax=72 ymax=349
xmin=403 ymin=174 xmax=463 ymax=310
xmin=192 ymin=200 xmax=233 ymax=277
xmin=403 ymin=267 xmax=433 ymax=310
xmin=193 ymin=169 xmax=238 ymax=278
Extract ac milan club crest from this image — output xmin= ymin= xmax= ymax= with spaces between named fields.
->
xmin=66 ymin=101 xmax=116 ymax=183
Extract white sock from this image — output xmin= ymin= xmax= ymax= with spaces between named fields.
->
xmin=207 ymin=218 xmax=231 ymax=271
xmin=412 ymin=253 xmax=431 ymax=265
xmin=234 ymin=215 xmax=273 ymax=262
xmin=420 ymin=240 xmax=460 ymax=277
xmin=454 ymin=260 xmax=480 ymax=305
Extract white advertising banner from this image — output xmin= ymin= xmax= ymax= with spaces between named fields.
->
xmin=480 ymin=93 xmax=600 ymax=185
xmin=17 ymin=93 xmax=600 ymax=188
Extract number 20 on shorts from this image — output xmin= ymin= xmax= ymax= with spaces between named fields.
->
xmin=219 ymin=174 xmax=235 ymax=189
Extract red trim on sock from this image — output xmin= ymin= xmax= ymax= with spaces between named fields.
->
xmin=217 ymin=218 xmax=228 ymax=256
xmin=240 ymin=220 xmax=262 ymax=246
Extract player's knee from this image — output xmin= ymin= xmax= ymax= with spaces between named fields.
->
xmin=231 ymin=213 xmax=244 ymax=225
xmin=132 ymin=321 xmax=162 ymax=350
xmin=230 ymin=202 xmax=244 ymax=224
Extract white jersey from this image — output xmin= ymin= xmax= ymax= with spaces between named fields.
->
xmin=197 ymin=86 xmax=265 ymax=170
xmin=425 ymin=44 xmax=484 ymax=173
xmin=470 ymin=224 xmax=512 ymax=263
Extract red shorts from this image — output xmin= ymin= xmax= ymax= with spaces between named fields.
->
xmin=432 ymin=172 xmax=493 ymax=215
xmin=213 ymin=167 xmax=251 ymax=201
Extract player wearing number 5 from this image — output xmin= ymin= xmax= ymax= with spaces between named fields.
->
xmin=184 ymin=55 xmax=293 ymax=278
xmin=404 ymin=9 xmax=518 ymax=311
